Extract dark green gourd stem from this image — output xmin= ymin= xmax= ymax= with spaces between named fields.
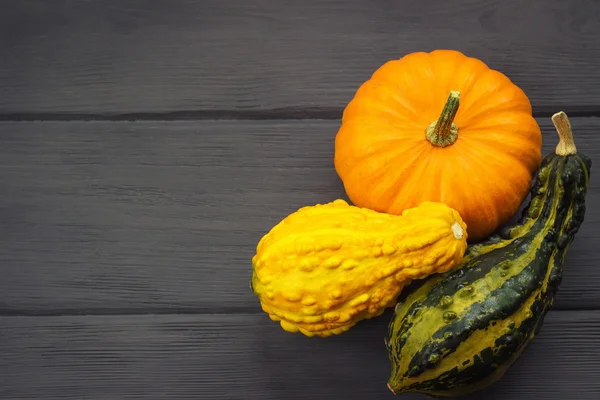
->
xmin=426 ymin=91 xmax=460 ymax=147
xmin=552 ymin=111 xmax=577 ymax=156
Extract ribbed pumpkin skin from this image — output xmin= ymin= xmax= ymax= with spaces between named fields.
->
xmin=334 ymin=49 xmax=542 ymax=242
xmin=385 ymin=141 xmax=591 ymax=396
xmin=251 ymin=200 xmax=468 ymax=337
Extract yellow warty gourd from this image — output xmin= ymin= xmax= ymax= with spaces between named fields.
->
xmin=251 ymin=199 xmax=468 ymax=337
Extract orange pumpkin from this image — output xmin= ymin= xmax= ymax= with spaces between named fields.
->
xmin=334 ymin=49 xmax=542 ymax=242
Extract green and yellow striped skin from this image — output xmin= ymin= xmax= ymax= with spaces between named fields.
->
xmin=385 ymin=121 xmax=591 ymax=397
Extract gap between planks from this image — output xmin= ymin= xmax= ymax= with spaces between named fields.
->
xmin=0 ymin=307 xmax=593 ymax=318
xmin=2 ymin=108 xmax=600 ymax=122
xmin=0 ymin=308 xmax=258 ymax=317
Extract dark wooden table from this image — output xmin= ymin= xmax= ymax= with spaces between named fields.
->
xmin=1 ymin=1 xmax=599 ymax=399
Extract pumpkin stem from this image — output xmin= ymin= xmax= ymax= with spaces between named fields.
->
xmin=426 ymin=91 xmax=460 ymax=147
xmin=552 ymin=111 xmax=577 ymax=155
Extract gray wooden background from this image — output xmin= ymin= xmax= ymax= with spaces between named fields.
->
xmin=1 ymin=1 xmax=599 ymax=399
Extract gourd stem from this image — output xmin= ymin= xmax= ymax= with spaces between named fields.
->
xmin=425 ymin=91 xmax=460 ymax=147
xmin=552 ymin=111 xmax=577 ymax=155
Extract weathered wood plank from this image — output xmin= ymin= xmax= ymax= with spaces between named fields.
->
xmin=0 ymin=311 xmax=598 ymax=399
xmin=0 ymin=118 xmax=598 ymax=313
xmin=1 ymin=0 xmax=600 ymax=115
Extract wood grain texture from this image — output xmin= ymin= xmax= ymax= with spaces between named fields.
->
xmin=1 ymin=0 xmax=600 ymax=115
xmin=0 ymin=311 xmax=599 ymax=400
xmin=0 ymin=118 xmax=598 ymax=314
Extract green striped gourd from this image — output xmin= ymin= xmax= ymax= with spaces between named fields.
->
xmin=385 ymin=111 xmax=592 ymax=397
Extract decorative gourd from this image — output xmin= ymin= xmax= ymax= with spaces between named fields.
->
xmin=385 ymin=112 xmax=591 ymax=397
xmin=334 ymin=49 xmax=542 ymax=242
xmin=251 ymin=200 xmax=468 ymax=337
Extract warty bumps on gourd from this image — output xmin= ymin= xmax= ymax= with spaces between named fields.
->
xmin=251 ymin=200 xmax=468 ymax=337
